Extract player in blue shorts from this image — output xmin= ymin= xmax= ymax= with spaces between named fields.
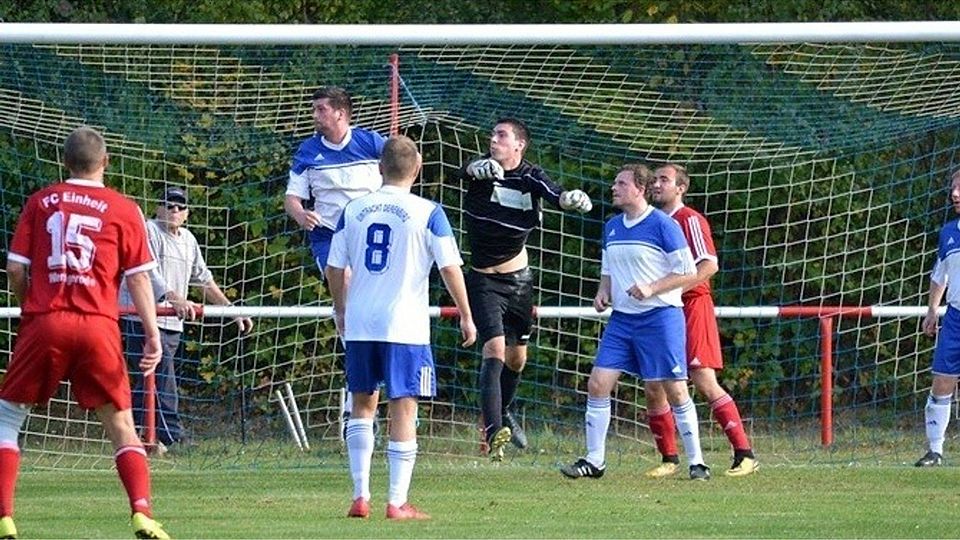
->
xmin=326 ymin=135 xmax=476 ymax=520
xmin=916 ymin=170 xmax=960 ymax=467
xmin=561 ymin=163 xmax=711 ymax=481
xmin=284 ymin=86 xmax=386 ymax=432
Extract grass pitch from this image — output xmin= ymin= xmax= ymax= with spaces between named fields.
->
xmin=10 ymin=455 xmax=960 ymax=538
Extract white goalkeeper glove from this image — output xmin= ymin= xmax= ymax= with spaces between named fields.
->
xmin=559 ymin=189 xmax=593 ymax=213
xmin=466 ymin=158 xmax=505 ymax=180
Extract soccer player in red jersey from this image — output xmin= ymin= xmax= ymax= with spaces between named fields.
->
xmin=0 ymin=127 xmax=170 ymax=538
xmin=645 ymin=163 xmax=758 ymax=478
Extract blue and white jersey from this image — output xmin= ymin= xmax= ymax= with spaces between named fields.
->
xmin=601 ymin=206 xmax=696 ymax=314
xmin=287 ymin=127 xmax=386 ymax=230
xmin=327 ymin=185 xmax=463 ymax=344
xmin=932 ymin=218 xmax=960 ymax=309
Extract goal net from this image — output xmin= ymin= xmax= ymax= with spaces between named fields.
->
xmin=0 ymin=26 xmax=957 ymax=469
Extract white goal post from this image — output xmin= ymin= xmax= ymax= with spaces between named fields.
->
xmin=1 ymin=21 xmax=959 ymax=45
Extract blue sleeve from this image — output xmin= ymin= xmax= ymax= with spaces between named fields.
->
xmin=660 ymin=213 xmax=688 ymax=253
xmin=427 ymin=204 xmax=454 ymax=237
xmin=372 ymin=130 xmax=386 ymax=157
xmin=289 ymin=139 xmax=311 ymax=175
xmin=939 ymin=224 xmax=953 ymax=260
xmin=357 ymin=128 xmax=387 ymax=158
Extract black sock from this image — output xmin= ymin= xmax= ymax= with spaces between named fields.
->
xmin=479 ymin=358 xmax=503 ymax=442
xmin=500 ymin=366 xmax=522 ymax=415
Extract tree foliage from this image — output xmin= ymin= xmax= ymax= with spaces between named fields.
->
xmin=3 ymin=0 xmax=959 ymax=24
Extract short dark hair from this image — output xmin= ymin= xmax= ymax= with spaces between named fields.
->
xmin=381 ymin=135 xmax=420 ymax=181
xmin=63 ymin=126 xmax=106 ymax=174
xmin=312 ymin=86 xmax=353 ymax=120
xmin=495 ymin=117 xmax=530 ymax=146
xmin=659 ymin=162 xmax=691 ymax=190
xmin=620 ymin=163 xmax=654 ymax=190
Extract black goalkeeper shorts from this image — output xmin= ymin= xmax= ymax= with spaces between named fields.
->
xmin=465 ymin=267 xmax=534 ymax=347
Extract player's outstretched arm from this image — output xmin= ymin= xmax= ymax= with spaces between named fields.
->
xmin=5 ymin=261 xmax=28 ymax=305
xmin=439 ymin=265 xmax=477 ymax=347
xmin=126 ymin=271 xmax=162 ymax=375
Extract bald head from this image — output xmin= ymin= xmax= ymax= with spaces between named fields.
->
xmin=380 ymin=135 xmax=422 ymax=186
xmin=64 ymin=126 xmax=107 ymax=177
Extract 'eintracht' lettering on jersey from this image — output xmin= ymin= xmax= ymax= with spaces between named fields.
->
xmin=287 ymin=127 xmax=386 ymax=230
xmin=355 ymin=203 xmax=410 ymax=223
xmin=600 ymin=206 xmax=696 ymax=314
xmin=327 ymin=185 xmax=462 ymax=344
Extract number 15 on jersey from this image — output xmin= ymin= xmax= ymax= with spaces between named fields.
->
xmin=46 ymin=210 xmax=102 ymax=273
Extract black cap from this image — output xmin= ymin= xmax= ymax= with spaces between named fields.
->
xmin=163 ymin=187 xmax=187 ymax=205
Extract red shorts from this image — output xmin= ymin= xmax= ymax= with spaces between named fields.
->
xmin=683 ymin=294 xmax=723 ymax=370
xmin=0 ymin=312 xmax=131 ymax=410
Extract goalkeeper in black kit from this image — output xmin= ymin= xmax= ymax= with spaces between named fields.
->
xmin=460 ymin=117 xmax=592 ymax=460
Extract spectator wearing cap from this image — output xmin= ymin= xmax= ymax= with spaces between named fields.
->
xmin=119 ymin=187 xmax=253 ymax=452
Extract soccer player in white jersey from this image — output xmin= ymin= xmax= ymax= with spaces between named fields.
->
xmin=915 ymin=170 xmax=960 ymax=467
xmin=326 ymin=135 xmax=477 ymax=520
xmin=561 ymin=163 xmax=711 ymax=481
xmin=285 ymin=86 xmax=387 ymax=433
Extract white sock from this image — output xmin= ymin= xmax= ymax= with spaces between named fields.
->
xmin=387 ymin=440 xmax=417 ymax=507
xmin=343 ymin=391 xmax=354 ymax=416
xmin=672 ymin=398 xmax=704 ymax=467
xmin=585 ymin=397 xmax=611 ymax=468
xmin=926 ymin=393 xmax=952 ymax=455
xmin=345 ymin=418 xmax=374 ymax=500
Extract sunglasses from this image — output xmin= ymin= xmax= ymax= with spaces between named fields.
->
xmin=165 ymin=203 xmax=188 ymax=211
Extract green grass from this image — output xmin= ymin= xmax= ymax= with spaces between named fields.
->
xmin=9 ymin=455 xmax=960 ymax=538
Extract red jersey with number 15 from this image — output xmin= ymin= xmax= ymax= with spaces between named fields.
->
xmin=669 ymin=204 xmax=717 ymax=302
xmin=7 ymin=179 xmax=156 ymax=320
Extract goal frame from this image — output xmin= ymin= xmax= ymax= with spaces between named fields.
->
xmin=0 ymin=21 xmax=955 ymax=456
xmin=1 ymin=21 xmax=960 ymax=45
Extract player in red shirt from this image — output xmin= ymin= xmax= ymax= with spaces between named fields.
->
xmin=0 ymin=127 xmax=170 ymax=538
xmin=644 ymin=163 xmax=758 ymax=478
